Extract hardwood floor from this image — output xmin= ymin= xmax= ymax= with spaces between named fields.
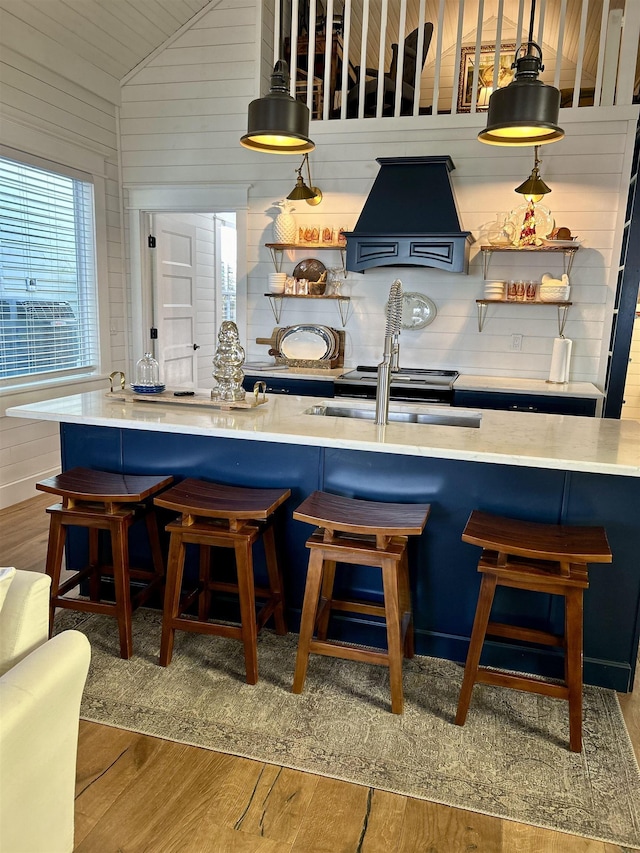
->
xmin=2 ymin=494 xmax=638 ymax=852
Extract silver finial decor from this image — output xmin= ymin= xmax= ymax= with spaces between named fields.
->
xmin=211 ymin=321 xmax=246 ymax=402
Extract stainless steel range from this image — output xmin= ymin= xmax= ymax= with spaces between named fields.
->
xmin=334 ymin=366 xmax=458 ymax=404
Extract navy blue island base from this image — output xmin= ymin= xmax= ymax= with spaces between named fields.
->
xmin=58 ymin=421 xmax=640 ymax=693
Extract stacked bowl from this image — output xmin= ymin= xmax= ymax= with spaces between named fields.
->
xmin=268 ymin=272 xmax=286 ymax=294
xmin=483 ymin=281 xmax=505 ymax=300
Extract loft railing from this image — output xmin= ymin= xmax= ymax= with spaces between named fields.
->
xmin=277 ymin=0 xmax=640 ymax=122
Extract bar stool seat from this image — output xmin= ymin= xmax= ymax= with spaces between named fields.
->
xmin=292 ymin=491 xmax=431 ymax=714
xmin=154 ymin=478 xmax=291 ymax=684
xmin=36 ymin=467 xmax=174 ymax=659
xmin=455 ymin=510 xmax=612 ymax=752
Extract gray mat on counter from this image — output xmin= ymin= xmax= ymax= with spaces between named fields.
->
xmin=58 ymin=608 xmax=640 ymax=848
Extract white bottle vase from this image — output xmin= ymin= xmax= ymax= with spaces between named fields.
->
xmin=273 ymin=201 xmax=296 ymax=244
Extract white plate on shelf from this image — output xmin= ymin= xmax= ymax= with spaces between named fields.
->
xmin=508 ymin=204 xmax=554 ymax=241
xmin=540 ymin=238 xmax=582 ymax=248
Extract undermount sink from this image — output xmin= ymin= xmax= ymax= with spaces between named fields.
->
xmin=304 ymin=404 xmax=482 ymax=428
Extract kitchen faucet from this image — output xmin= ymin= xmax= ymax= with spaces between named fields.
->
xmin=375 ymin=279 xmax=403 ymax=425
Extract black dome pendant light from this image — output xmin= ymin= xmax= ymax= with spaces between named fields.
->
xmin=478 ymin=0 xmax=564 ymax=146
xmin=240 ymin=1 xmax=314 ymax=154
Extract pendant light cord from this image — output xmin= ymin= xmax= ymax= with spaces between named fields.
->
xmin=277 ymin=0 xmax=284 ymax=63
xmin=527 ymin=0 xmax=537 ymax=53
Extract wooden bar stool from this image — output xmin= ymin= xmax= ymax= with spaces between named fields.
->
xmin=154 ymin=478 xmax=291 ymax=684
xmin=36 ymin=467 xmax=174 ymax=659
xmin=455 ymin=510 xmax=612 ymax=752
xmin=292 ymin=491 xmax=431 ymax=714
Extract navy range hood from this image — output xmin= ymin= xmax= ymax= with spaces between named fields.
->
xmin=345 ymin=156 xmax=474 ymax=274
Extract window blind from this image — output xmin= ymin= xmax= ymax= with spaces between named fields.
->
xmin=0 ymin=155 xmax=99 ymax=380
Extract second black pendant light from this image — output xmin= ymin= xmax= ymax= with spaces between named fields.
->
xmin=478 ymin=0 xmax=564 ymax=146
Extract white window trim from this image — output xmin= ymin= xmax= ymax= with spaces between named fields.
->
xmin=0 ymin=144 xmax=112 ymax=398
xmin=126 ymin=184 xmax=250 ymax=372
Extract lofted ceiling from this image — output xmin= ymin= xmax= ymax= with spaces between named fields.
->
xmin=0 ymin=0 xmax=633 ymax=99
xmin=0 ymin=0 xmax=213 ymax=83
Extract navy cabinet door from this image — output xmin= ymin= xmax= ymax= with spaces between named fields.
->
xmin=453 ymin=389 xmax=597 ymax=416
xmin=243 ymin=374 xmax=334 ymax=397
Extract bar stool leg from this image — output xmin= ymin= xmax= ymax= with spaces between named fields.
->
xmin=88 ymin=527 xmax=101 ymax=601
xmin=44 ymin=513 xmax=67 ymax=636
xmin=145 ymin=509 xmax=166 ymax=578
xmin=565 ymin=586 xmax=584 ymax=752
xmin=397 ymin=549 xmax=414 ymax=658
xmin=234 ymin=540 xmax=259 ymax=685
xmin=381 ymin=558 xmax=404 ymax=714
xmin=110 ymin=519 xmax=133 ymax=660
xmin=316 ymin=559 xmax=336 ymax=640
xmin=198 ymin=544 xmax=211 ymax=622
xmin=455 ymin=572 xmax=498 ymax=726
xmin=159 ymin=532 xmax=186 ymax=667
xmin=293 ymin=549 xmax=325 ymax=694
xmin=262 ymin=524 xmax=287 ymax=636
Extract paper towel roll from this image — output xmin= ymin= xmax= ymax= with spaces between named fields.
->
xmin=548 ymin=337 xmax=572 ymax=383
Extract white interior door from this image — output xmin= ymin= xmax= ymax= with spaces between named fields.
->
xmin=153 ymin=214 xmax=198 ymax=386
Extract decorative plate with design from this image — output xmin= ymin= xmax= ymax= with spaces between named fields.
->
xmin=131 ymin=384 xmax=166 ymax=394
xmin=292 ymin=258 xmax=327 ymax=282
xmin=388 ymin=292 xmax=437 ymax=330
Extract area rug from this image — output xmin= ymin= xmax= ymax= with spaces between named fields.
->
xmin=58 ymin=609 xmax=640 ymax=848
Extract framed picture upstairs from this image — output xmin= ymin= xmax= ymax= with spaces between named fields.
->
xmin=457 ymin=43 xmax=516 ymax=112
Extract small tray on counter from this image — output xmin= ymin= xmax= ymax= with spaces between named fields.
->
xmin=106 ymin=384 xmax=268 ymax=411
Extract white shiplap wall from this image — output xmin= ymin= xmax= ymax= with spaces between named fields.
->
xmin=0 ymin=11 xmax=125 ymax=507
xmin=119 ymin=0 xmax=638 ymax=389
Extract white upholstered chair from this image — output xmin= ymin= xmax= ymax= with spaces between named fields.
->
xmin=0 ymin=567 xmax=90 ymax=853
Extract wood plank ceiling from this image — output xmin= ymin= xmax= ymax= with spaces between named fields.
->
xmin=0 ymin=0 xmax=212 ymax=83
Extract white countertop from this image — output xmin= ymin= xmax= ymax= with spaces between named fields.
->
xmin=454 ymin=374 xmax=604 ymax=398
xmin=6 ymin=391 xmax=639 ymax=478
xmin=243 ymin=367 xmax=604 ymax=399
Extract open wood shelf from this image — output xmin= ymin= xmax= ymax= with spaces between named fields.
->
xmin=475 ymin=299 xmax=573 ymax=334
xmin=264 ymin=293 xmax=351 ymax=326
xmin=480 ymin=244 xmax=580 ymax=278
xmin=265 ymin=242 xmax=346 ymax=274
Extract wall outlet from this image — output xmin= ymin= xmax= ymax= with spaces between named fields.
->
xmin=510 ymin=334 xmax=523 ymax=351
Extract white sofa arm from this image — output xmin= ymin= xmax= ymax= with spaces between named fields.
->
xmin=0 ymin=569 xmax=51 ymax=676
xmin=0 ymin=630 xmax=91 ymax=853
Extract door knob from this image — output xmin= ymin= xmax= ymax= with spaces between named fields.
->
xmin=193 ymin=343 xmax=200 ymax=351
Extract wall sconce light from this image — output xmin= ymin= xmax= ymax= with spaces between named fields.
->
xmin=287 ymin=153 xmax=322 ymax=205
xmin=478 ymin=0 xmax=564 ymax=146
xmin=513 ymin=145 xmax=551 ymax=246
xmin=514 ymin=145 xmax=551 ymax=202
xmin=240 ymin=0 xmax=314 ymax=154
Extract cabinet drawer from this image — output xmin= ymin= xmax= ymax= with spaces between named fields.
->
xmin=453 ymin=389 xmax=597 ymax=417
xmin=243 ymin=374 xmax=334 ymax=398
